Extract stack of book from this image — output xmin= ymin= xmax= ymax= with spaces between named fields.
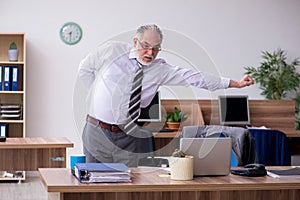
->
xmin=0 ymin=104 xmax=22 ymax=119
xmin=74 ymin=163 xmax=131 ymax=183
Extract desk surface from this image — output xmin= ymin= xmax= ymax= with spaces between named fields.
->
xmin=39 ymin=167 xmax=300 ymax=193
xmin=153 ymin=131 xmax=181 ymax=138
xmin=0 ymin=137 xmax=74 ymax=149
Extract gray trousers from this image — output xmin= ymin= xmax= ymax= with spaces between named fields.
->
xmin=82 ymin=121 xmax=153 ymax=167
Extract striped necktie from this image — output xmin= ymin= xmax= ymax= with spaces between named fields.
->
xmin=124 ymin=62 xmax=143 ymax=134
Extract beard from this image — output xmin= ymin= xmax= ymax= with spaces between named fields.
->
xmin=136 ymin=54 xmax=154 ymax=66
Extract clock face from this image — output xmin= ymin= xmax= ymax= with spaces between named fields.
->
xmin=60 ymin=22 xmax=82 ymax=45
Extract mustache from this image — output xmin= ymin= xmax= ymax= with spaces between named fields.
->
xmin=143 ymin=55 xmax=153 ymax=60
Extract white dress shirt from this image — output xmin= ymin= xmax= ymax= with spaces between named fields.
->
xmin=78 ymin=41 xmax=230 ymax=125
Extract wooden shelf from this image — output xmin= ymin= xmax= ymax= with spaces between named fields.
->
xmin=0 ymin=61 xmax=25 ymax=65
xmin=0 ymin=33 xmax=26 ymax=181
xmin=0 ymin=120 xmax=24 ymax=123
xmin=153 ymin=131 xmax=181 ymax=138
xmin=0 ymin=171 xmax=25 ymax=182
xmin=0 ymin=33 xmax=26 ymax=137
xmin=0 ymin=91 xmax=24 ymax=94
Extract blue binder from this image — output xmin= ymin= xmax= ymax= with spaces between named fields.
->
xmin=0 ymin=124 xmax=8 ymax=137
xmin=11 ymin=66 xmax=18 ymax=91
xmin=4 ymin=66 xmax=11 ymax=91
xmin=0 ymin=66 xmax=2 ymax=90
xmin=74 ymin=163 xmax=131 ymax=183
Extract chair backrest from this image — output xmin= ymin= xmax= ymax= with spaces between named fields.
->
xmin=248 ymin=129 xmax=291 ymax=166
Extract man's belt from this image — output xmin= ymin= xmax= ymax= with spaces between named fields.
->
xmin=86 ymin=115 xmax=122 ymax=132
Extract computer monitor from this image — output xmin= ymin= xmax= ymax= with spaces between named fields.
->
xmin=218 ymin=95 xmax=250 ymax=125
xmin=138 ymin=91 xmax=162 ymax=122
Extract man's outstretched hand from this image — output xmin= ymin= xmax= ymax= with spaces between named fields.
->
xmin=229 ymin=74 xmax=254 ymax=88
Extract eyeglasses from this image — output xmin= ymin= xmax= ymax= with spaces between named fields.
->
xmin=137 ymin=39 xmax=161 ymax=52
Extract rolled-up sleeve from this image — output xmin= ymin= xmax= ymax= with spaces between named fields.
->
xmin=160 ymin=64 xmax=230 ymax=91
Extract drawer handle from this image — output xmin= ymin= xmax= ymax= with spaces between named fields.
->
xmin=50 ymin=157 xmax=65 ymax=162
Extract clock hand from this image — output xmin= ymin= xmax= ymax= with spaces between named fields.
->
xmin=68 ymin=31 xmax=72 ymax=41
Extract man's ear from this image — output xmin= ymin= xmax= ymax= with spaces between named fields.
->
xmin=133 ymin=38 xmax=138 ymax=48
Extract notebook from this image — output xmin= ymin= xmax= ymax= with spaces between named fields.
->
xmin=179 ymin=137 xmax=232 ymax=176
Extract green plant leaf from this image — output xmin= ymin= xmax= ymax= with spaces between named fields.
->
xmin=166 ymin=107 xmax=186 ymax=122
xmin=9 ymin=42 xmax=17 ymax=50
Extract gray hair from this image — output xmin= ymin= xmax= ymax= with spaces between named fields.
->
xmin=135 ymin=24 xmax=163 ymax=42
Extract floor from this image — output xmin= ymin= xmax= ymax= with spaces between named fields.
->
xmin=0 ymin=172 xmax=47 ymax=200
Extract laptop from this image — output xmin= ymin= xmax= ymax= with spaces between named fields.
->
xmin=179 ymin=137 xmax=232 ymax=176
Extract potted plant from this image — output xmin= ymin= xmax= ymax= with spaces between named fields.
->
xmin=169 ymin=149 xmax=193 ymax=180
xmin=244 ymin=48 xmax=300 ymax=129
xmin=8 ymin=42 xmax=19 ymax=61
xmin=166 ymin=107 xmax=186 ymax=131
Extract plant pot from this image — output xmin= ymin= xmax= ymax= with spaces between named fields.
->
xmin=8 ymin=49 xmax=19 ymax=61
xmin=166 ymin=122 xmax=180 ymax=131
xmin=170 ymin=156 xmax=193 ymax=180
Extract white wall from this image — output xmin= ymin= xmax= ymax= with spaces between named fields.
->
xmin=1 ymin=0 xmax=300 ymax=158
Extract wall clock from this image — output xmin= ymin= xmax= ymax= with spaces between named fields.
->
xmin=59 ymin=22 xmax=83 ymax=45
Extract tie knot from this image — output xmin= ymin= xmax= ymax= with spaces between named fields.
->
xmin=136 ymin=60 xmax=144 ymax=69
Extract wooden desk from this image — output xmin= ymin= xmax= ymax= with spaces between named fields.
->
xmin=153 ymin=131 xmax=180 ymax=156
xmin=161 ymin=99 xmax=298 ymax=134
xmin=158 ymin=99 xmax=300 ymax=156
xmin=39 ymin=167 xmax=300 ymax=200
xmin=0 ymin=137 xmax=73 ymax=171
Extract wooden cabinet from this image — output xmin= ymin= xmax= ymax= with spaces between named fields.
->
xmin=0 ymin=33 xmax=26 ymax=137
xmin=0 ymin=33 xmax=26 ymax=181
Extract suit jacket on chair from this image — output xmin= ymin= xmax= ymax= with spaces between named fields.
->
xmin=181 ymin=125 xmax=258 ymax=166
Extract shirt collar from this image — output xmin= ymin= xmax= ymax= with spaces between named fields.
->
xmin=129 ymin=47 xmax=138 ymax=60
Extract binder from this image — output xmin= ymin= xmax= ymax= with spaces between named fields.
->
xmin=0 ymin=124 xmax=8 ymax=141
xmin=74 ymin=163 xmax=131 ymax=183
xmin=4 ymin=66 xmax=11 ymax=91
xmin=0 ymin=66 xmax=2 ymax=90
xmin=11 ymin=66 xmax=18 ymax=91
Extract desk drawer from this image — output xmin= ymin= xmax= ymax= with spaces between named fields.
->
xmin=0 ymin=148 xmax=66 ymax=171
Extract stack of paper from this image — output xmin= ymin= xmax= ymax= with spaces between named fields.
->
xmin=267 ymin=167 xmax=300 ymax=178
xmin=0 ymin=104 xmax=22 ymax=119
xmin=74 ymin=163 xmax=131 ymax=183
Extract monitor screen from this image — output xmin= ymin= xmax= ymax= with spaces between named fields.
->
xmin=138 ymin=91 xmax=162 ymax=122
xmin=218 ymin=95 xmax=250 ymax=125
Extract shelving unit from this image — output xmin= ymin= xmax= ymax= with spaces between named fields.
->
xmin=0 ymin=33 xmax=26 ymax=181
